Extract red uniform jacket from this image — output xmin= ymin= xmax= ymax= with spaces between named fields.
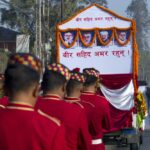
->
xmin=0 ymin=102 xmax=67 ymax=150
xmin=35 ymin=95 xmax=91 ymax=150
xmin=65 ymin=97 xmax=95 ymax=134
xmin=80 ymin=92 xmax=112 ymax=150
xmin=0 ymin=96 xmax=9 ymax=108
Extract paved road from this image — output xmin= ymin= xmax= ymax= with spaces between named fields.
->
xmin=141 ymin=130 xmax=150 ymax=150
xmin=105 ymin=130 xmax=150 ymax=150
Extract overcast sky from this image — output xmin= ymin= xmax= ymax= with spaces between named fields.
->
xmin=108 ymin=0 xmax=150 ymax=17
xmin=0 ymin=0 xmax=150 ymax=25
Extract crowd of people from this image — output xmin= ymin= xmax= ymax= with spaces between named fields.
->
xmin=0 ymin=53 xmax=112 ymax=150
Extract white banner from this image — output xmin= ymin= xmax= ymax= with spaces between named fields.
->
xmin=60 ymin=39 xmax=133 ymax=74
xmin=57 ymin=5 xmax=133 ymax=74
xmin=59 ymin=5 xmax=131 ymax=30
xmin=16 ymin=35 xmax=30 ymax=53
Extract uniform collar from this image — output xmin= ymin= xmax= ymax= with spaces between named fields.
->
xmin=0 ymin=104 xmax=5 ymax=109
xmin=81 ymin=91 xmax=95 ymax=95
xmin=43 ymin=94 xmax=61 ymax=101
xmin=6 ymin=101 xmax=34 ymax=111
xmin=65 ymin=97 xmax=80 ymax=101
xmin=65 ymin=97 xmax=84 ymax=108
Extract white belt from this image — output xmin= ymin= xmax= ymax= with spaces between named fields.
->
xmin=92 ymin=138 xmax=102 ymax=145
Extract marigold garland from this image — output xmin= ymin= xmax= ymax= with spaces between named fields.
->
xmin=96 ymin=29 xmax=114 ymax=46
xmin=58 ymin=27 xmax=132 ymax=48
xmin=59 ymin=31 xmax=79 ymax=49
xmin=136 ymin=92 xmax=147 ymax=128
xmin=132 ymin=20 xmax=139 ymax=111
xmin=78 ymin=30 xmax=97 ymax=47
xmin=114 ymin=28 xmax=132 ymax=46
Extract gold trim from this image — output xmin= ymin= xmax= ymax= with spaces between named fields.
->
xmin=65 ymin=99 xmax=84 ymax=109
xmin=65 ymin=97 xmax=80 ymax=100
xmin=38 ymin=109 xmax=61 ymax=126
xmin=42 ymin=97 xmax=60 ymax=101
xmin=82 ymin=91 xmax=95 ymax=95
xmin=74 ymin=101 xmax=84 ymax=109
xmin=44 ymin=94 xmax=61 ymax=99
xmin=6 ymin=106 xmax=34 ymax=111
xmin=10 ymin=101 xmax=33 ymax=107
xmin=82 ymin=101 xmax=95 ymax=108
xmin=65 ymin=100 xmax=80 ymax=103
xmin=0 ymin=104 xmax=5 ymax=109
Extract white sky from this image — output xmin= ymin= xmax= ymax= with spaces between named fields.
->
xmin=108 ymin=0 xmax=150 ymax=17
xmin=0 ymin=0 xmax=150 ymax=25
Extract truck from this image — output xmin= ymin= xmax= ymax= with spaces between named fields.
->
xmin=56 ymin=4 xmax=142 ymax=150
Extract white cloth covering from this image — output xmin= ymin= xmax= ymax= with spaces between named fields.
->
xmin=100 ymin=80 xmax=134 ymax=110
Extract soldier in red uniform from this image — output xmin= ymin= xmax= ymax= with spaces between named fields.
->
xmin=65 ymin=69 xmax=95 ymax=132
xmin=35 ymin=63 xmax=91 ymax=150
xmin=0 ymin=53 xmax=67 ymax=150
xmin=80 ymin=68 xmax=112 ymax=150
xmin=0 ymin=97 xmax=9 ymax=108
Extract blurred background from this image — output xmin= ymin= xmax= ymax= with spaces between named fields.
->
xmin=0 ymin=0 xmax=150 ymax=85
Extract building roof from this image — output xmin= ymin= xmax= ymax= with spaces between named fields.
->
xmin=0 ymin=27 xmax=19 ymax=41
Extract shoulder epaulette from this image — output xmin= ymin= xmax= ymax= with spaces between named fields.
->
xmin=82 ymin=101 xmax=95 ymax=108
xmin=0 ymin=104 xmax=5 ymax=109
xmin=38 ymin=109 xmax=61 ymax=126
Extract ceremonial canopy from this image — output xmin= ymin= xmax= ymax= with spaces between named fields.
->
xmin=56 ymin=4 xmax=139 ymax=131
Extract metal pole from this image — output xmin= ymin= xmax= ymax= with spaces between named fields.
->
xmin=61 ymin=0 xmax=64 ymax=21
xmin=39 ymin=0 xmax=42 ymax=59
xmin=35 ymin=0 xmax=38 ymax=56
xmin=47 ymin=0 xmax=50 ymax=31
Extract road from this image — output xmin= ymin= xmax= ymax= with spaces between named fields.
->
xmin=105 ymin=130 xmax=150 ymax=150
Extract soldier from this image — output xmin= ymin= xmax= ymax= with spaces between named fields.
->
xmin=80 ymin=68 xmax=112 ymax=150
xmin=35 ymin=63 xmax=91 ymax=150
xmin=0 ymin=53 xmax=67 ymax=150
xmin=65 ymin=69 xmax=95 ymax=134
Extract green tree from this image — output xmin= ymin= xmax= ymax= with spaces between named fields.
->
xmin=85 ymin=0 xmax=107 ymax=7
xmin=48 ymin=0 xmax=108 ymax=61
xmin=126 ymin=0 xmax=150 ymax=84
xmin=0 ymin=0 xmax=108 ymax=61
xmin=139 ymin=51 xmax=150 ymax=84
xmin=1 ymin=0 xmax=35 ymax=34
xmin=0 ymin=0 xmax=36 ymax=49
xmin=126 ymin=0 xmax=150 ymax=51
xmin=0 ymin=50 xmax=9 ymax=73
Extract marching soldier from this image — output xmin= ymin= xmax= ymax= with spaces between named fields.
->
xmin=0 ymin=53 xmax=67 ymax=150
xmin=65 ymin=69 xmax=95 ymax=133
xmin=35 ymin=63 xmax=91 ymax=150
xmin=80 ymin=68 xmax=112 ymax=150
